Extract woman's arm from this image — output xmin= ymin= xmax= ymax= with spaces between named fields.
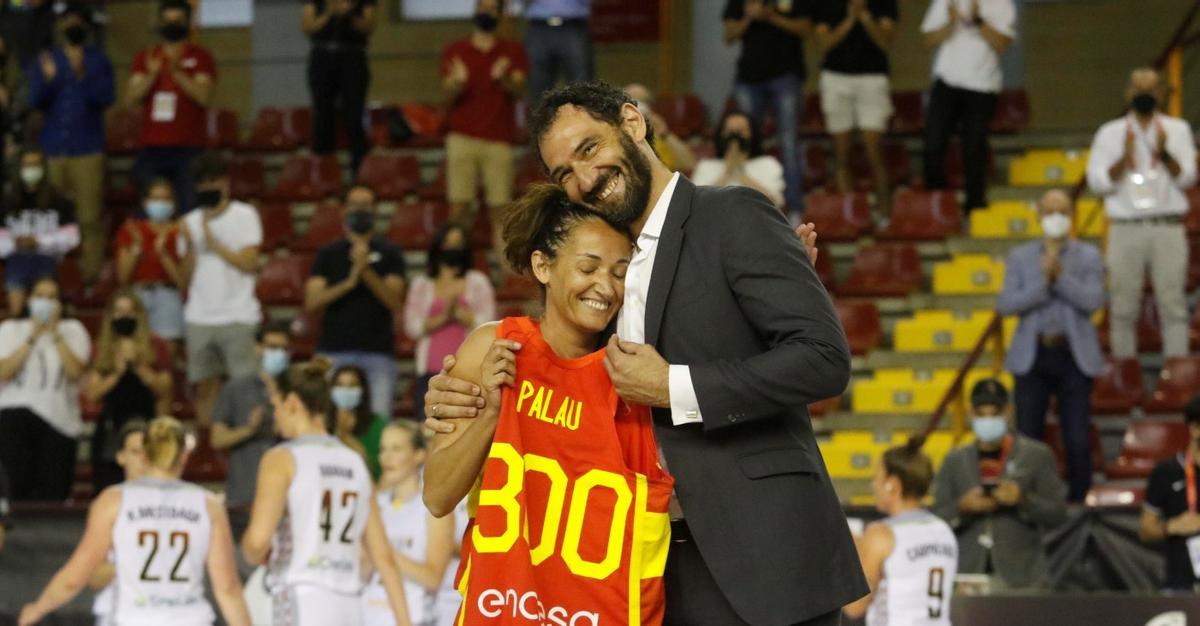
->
xmin=86 ymin=563 xmax=115 ymax=591
xmin=392 ymin=511 xmax=456 ymax=591
xmin=241 ymin=448 xmax=294 ymax=566
xmin=83 ymin=369 xmax=121 ymax=403
xmin=364 ymin=497 xmax=413 ymax=626
xmin=841 ymin=522 xmax=894 ymax=619
xmin=51 ymin=326 xmax=87 ymax=380
xmin=206 ymin=494 xmax=252 ymax=626
xmin=0 ymin=331 xmax=38 ymax=381
xmin=301 ymin=1 xmax=335 ymax=36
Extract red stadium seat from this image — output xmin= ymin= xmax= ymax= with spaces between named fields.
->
xmin=204 ymin=109 xmax=239 ymax=149
xmin=296 ymin=201 xmax=346 ymax=252
xmin=879 ymin=190 xmax=962 ymax=240
xmin=387 ymin=200 xmax=448 ymax=251
xmin=798 ymin=93 xmax=825 ymax=136
xmin=813 ymin=245 xmax=835 ymax=287
xmin=1104 ymin=419 xmax=1190 ymax=480
xmin=1192 ymin=306 xmax=1200 ymax=350
xmin=1090 ymin=358 xmax=1144 ymax=415
xmin=169 ymin=366 xmax=195 ymax=421
xmin=288 ymin=310 xmax=322 ymax=359
xmin=182 ymin=426 xmax=227 ymax=483
xmin=229 ymin=157 xmax=266 ymax=200
xmin=1041 ymin=421 xmax=1105 ymax=479
xmin=1188 ymin=238 xmax=1200 ymax=291
xmin=497 ymin=274 xmax=539 ymax=302
xmin=1098 ymin=296 xmax=1162 ymax=354
xmin=803 ymin=143 xmax=830 ymax=189
xmin=258 ymin=201 xmax=295 ymax=252
xmin=835 ymin=244 xmax=922 ymax=297
xmin=104 ymin=178 xmax=140 ymax=213
xmin=418 ymin=162 xmax=449 ymax=202
xmin=256 ymin=254 xmax=312 ymax=306
xmin=57 ymin=257 xmax=85 ymax=305
xmin=889 ymin=91 xmax=924 ymax=135
xmin=393 ymin=315 xmax=416 ymax=358
xmin=805 ymin=191 xmax=873 ymax=242
xmin=105 ymin=108 xmax=143 ymax=155
xmin=471 ymin=207 xmax=495 ymax=249
xmin=366 ymin=104 xmax=393 ymax=147
xmin=77 ymin=261 xmax=117 ymax=308
xmin=656 ymin=94 xmax=707 ymax=139
xmin=75 ymin=307 xmax=104 ymax=340
xmin=516 ymin=153 xmax=549 ymax=192
xmin=242 ymin=107 xmax=294 ymax=152
xmin=356 ymin=153 xmax=421 ymax=200
xmin=1144 ymin=356 xmax=1200 ymax=413
xmin=398 ymin=102 xmax=445 ymax=147
xmin=268 ymin=154 xmax=344 ymax=202
xmin=1184 ymin=187 xmax=1200 ymax=236
xmin=835 ymin=301 xmax=882 ymax=356
xmin=849 ymin=141 xmax=912 ymax=190
xmin=990 ymin=89 xmax=1031 ymax=134
xmin=289 ymin=106 xmax=314 ymax=148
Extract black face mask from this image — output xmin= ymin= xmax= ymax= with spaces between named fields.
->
xmin=345 ymin=209 xmax=375 ymax=235
xmin=473 ymin=12 xmax=499 ymax=32
xmin=440 ymin=249 xmax=469 ymax=269
xmin=196 ymin=189 xmax=223 ymax=209
xmin=160 ymin=22 xmax=188 ymax=42
xmin=1131 ymin=93 xmax=1157 ymax=116
xmin=64 ymin=24 xmax=87 ymax=45
xmin=718 ymin=133 xmax=750 ymax=158
xmin=111 ymin=317 xmax=137 ymax=337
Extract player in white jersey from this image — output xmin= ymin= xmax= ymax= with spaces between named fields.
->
xmin=240 ymin=359 xmax=412 ymax=626
xmin=89 ymin=420 xmax=151 ymax=626
xmin=430 ymin=501 xmax=469 ymax=626
xmin=845 ymin=436 xmax=959 ymax=626
xmin=361 ymin=421 xmax=456 ymax=626
xmin=20 ymin=417 xmax=251 ymax=626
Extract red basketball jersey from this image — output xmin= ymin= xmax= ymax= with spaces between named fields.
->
xmin=454 ymin=317 xmax=673 ymax=626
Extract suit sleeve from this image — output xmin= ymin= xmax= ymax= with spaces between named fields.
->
xmin=1015 ymin=445 xmax=1068 ymax=529
xmin=689 ymin=187 xmax=851 ymax=431
xmin=932 ymin=452 xmax=967 ymax=529
xmin=1052 ymin=245 xmax=1105 ymax=314
xmin=996 ymin=247 xmax=1050 ymax=316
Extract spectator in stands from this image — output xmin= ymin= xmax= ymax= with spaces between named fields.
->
xmin=126 ymin=0 xmax=216 ymax=214
xmin=28 ymin=3 xmax=113 ymax=284
xmin=1139 ymin=395 xmax=1200 ymax=592
xmin=1086 ymin=67 xmax=1196 ymax=361
xmin=931 ymin=379 xmax=1067 ymax=589
xmin=920 ymin=0 xmax=1015 ymax=212
xmin=83 ymin=291 xmax=172 ymax=494
xmin=814 ymin=0 xmax=897 ymax=215
xmin=723 ymin=0 xmax=811 ymax=213
xmin=997 ymin=189 xmax=1105 ymax=503
xmin=304 ymin=184 xmax=405 ymax=418
xmin=0 ymin=146 xmax=79 ymax=316
xmin=524 ymin=0 xmax=591 ymax=105
xmin=0 ymin=460 xmax=9 ymax=551
xmin=0 ymin=34 xmax=30 ymax=188
xmin=0 ymin=0 xmax=53 ymax=72
xmin=441 ymin=0 xmax=527 ymax=247
xmin=0 ymin=276 xmax=90 ymax=501
xmin=177 ymin=152 xmax=262 ymax=424
xmin=211 ymin=320 xmax=290 ymax=510
xmin=116 ymin=179 xmax=185 ymax=350
xmin=403 ymin=222 xmax=495 ymax=423
xmin=624 ymin=83 xmax=698 ymax=174
xmin=302 ymin=0 xmax=377 ymax=177
xmin=330 ymin=364 xmax=389 ymax=478
xmin=690 ymin=110 xmax=785 ymax=208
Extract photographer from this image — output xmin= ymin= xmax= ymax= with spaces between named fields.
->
xmin=931 ymin=378 xmax=1067 ymax=589
xmin=690 ymin=109 xmax=785 ymax=208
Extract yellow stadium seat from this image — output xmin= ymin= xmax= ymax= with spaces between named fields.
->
xmin=852 ymin=368 xmax=956 ymax=413
xmin=1009 ymin=149 xmax=1090 ymax=186
xmin=933 ymin=254 xmax=1006 ymax=295
xmin=970 ymin=201 xmax=1041 ymax=238
xmin=819 ymin=431 xmax=893 ymax=479
xmin=893 ymin=310 xmax=995 ymax=352
xmin=1074 ymin=197 xmax=1107 ymax=237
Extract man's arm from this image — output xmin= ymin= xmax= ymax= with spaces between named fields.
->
xmin=815 ymin=18 xmax=855 ymax=53
xmin=210 ymin=240 xmax=259 ymax=275
xmin=860 ymin=14 xmax=896 ymax=50
xmin=304 ymin=275 xmax=357 ymax=312
xmin=977 ymin=21 xmax=1012 ymax=54
xmin=842 ymin=522 xmax=894 ymax=619
xmin=931 ymin=453 xmax=965 ymax=527
xmin=351 ymin=3 xmax=377 ymax=34
xmin=86 ymin=53 xmax=116 ymax=109
xmin=171 ymin=70 xmax=213 ymax=107
xmin=723 ymin=16 xmax=753 ymax=44
xmin=996 ymin=248 xmax=1050 ymax=316
xmin=1086 ymin=125 xmax=1122 ymax=196
xmin=764 ymin=7 xmax=812 ymax=36
xmin=1052 ymin=246 xmax=1106 ymax=314
xmin=361 ymin=270 xmax=404 ymax=312
xmin=1014 ymin=446 xmax=1068 ymax=529
xmin=1166 ymin=122 xmax=1198 ymax=188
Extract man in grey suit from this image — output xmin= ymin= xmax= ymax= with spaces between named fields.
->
xmin=424 ymin=81 xmax=866 ymax=625
xmin=997 ymin=189 xmax=1105 ymax=502
xmin=932 ymin=379 xmax=1069 ymax=589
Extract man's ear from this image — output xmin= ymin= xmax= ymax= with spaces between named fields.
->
xmin=618 ymin=102 xmax=647 ymax=143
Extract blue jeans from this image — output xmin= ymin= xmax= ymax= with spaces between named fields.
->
xmin=133 ymin=146 xmax=201 ymax=213
xmin=735 ymin=74 xmax=804 ymax=212
xmin=325 ymin=351 xmax=398 ymax=419
xmin=525 ymin=21 xmax=593 ymax=107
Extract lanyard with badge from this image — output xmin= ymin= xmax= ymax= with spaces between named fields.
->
xmin=1125 ymin=114 xmax=1165 ymax=211
xmin=976 ymin=434 xmax=1013 ymax=551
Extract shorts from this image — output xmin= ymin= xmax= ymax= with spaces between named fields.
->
xmin=5 ymin=252 xmax=57 ymax=291
xmin=445 ymin=132 xmax=515 ymax=208
xmin=819 ymin=71 xmax=893 ymax=134
xmin=274 ymin=584 xmax=362 ymax=626
xmin=135 ymin=284 xmax=185 ymax=340
xmin=185 ymin=322 xmax=258 ymax=383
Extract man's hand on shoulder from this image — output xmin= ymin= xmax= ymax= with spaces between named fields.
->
xmin=794 ymin=222 xmax=819 ymax=266
xmin=603 ymin=336 xmax=670 ymax=408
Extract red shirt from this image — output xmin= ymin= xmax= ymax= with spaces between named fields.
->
xmin=115 ymin=219 xmax=181 ymax=284
xmin=441 ymin=38 xmax=528 ymax=144
xmin=132 ymin=44 xmax=217 ymax=147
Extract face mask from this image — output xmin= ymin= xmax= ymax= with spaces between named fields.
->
xmin=440 ymin=249 xmax=469 ymax=269
xmin=145 ymin=199 xmax=174 ymax=222
xmin=261 ymin=348 xmax=290 ymax=377
xmin=28 ymin=297 xmax=55 ymax=322
xmin=1130 ymin=93 xmax=1157 ymax=116
xmin=20 ymin=166 xmax=44 ymax=187
xmin=473 ymin=12 xmax=498 ymax=32
xmin=64 ymin=24 xmax=87 ymax=45
xmin=345 ymin=209 xmax=375 ymax=235
xmin=1040 ymin=213 xmax=1071 ymax=239
xmin=196 ymin=188 xmax=222 ymax=209
xmin=331 ymin=386 xmax=363 ymax=411
xmin=972 ymin=416 xmax=1008 ymax=444
xmin=721 ymin=134 xmax=749 ymax=156
xmin=160 ymin=22 xmax=188 ymax=42
xmin=111 ymin=317 xmax=137 ymax=337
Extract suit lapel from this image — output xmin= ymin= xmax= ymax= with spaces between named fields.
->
xmin=644 ymin=177 xmax=694 ymax=347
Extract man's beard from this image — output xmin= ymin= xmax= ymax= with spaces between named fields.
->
xmin=583 ymin=133 xmax=652 ymax=229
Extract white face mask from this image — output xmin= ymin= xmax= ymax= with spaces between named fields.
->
xmin=1040 ymin=213 xmax=1071 ymax=239
xmin=20 ymin=166 xmax=44 ymax=187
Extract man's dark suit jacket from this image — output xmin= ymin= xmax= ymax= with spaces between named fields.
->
xmin=645 ymin=177 xmax=868 ymax=625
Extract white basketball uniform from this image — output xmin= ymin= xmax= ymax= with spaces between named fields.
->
xmin=431 ymin=501 xmax=468 ymax=626
xmin=867 ymin=509 xmax=958 ymax=626
xmin=361 ymin=488 xmax=437 ymax=626
xmin=267 ymin=434 xmax=373 ymax=626
xmin=92 ymin=551 xmax=115 ymax=626
xmin=111 ymin=478 xmax=214 ymax=626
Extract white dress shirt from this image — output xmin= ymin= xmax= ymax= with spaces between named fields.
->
xmin=1086 ymin=113 xmax=1197 ymax=219
xmin=920 ymin=0 xmax=1016 ymax=94
xmin=615 ymin=172 xmax=703 ymax=426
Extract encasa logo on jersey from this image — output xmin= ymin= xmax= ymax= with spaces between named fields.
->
xmin=304 ymin=554 xmax=355 ymax=573
xmin=477 ymin=587 xmax=600 ymax=626
xmin=516 ymin=380 xmax=583 ymax=431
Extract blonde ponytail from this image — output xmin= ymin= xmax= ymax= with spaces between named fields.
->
xmin=145 ymin=416 xmax=187 ymax=472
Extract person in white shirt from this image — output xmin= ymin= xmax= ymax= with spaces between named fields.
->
xmin=920 ymin=0 xmax=1015 ymax=212
xmin=690 ymin=110 xmax=786 ymax=208
xmin=1086 ymin=67 xmax=1196 ymax=360
xmin=177 ymin=151 xmax=263 ymax=424
xmin=0 ymin=276 xmax=91 ymax=501
xmin=844 ymin=436 xmax=958 ymax=626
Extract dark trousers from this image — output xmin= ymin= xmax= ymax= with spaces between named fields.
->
xmin=664 ymin=525 xmax=841 ymax=626
xmin=308 ymin=45 xmax=370 ymax=176
xmin=1015 ymin=343 xmax=1094 ymax=502
xmin=0 ymin=407 xmax=77 ymax=501
xmin=525 ymin=21 xmax=593 ymax=107
xmin=922 ymin=79 xmax=996 ymax=211
xmin=133 ymin=146 xmax=201 ymax=213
